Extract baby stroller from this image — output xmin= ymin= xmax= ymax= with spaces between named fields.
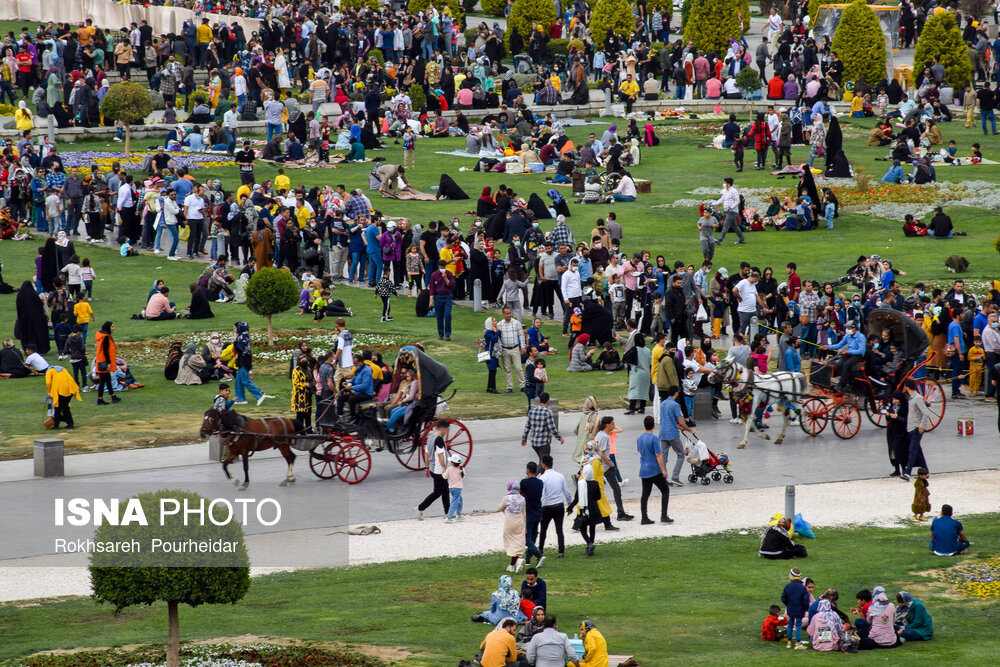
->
xmin=683 ymin=432 xmax=733 ymax=486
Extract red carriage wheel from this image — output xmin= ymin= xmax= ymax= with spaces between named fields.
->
xmin=798 ymin=398 xmax=828 ymax=436
xmin=420 ymin=418 xmax=473 ymax=466
xmin=916 ymin=379 xmax=946 ymax=431
xmin=335 ymin=440 xmax=372 ymax=484
xmin=865 ymin=398 xmax=888 ymax=428
xmin=395 ymin=427 xmax=428 ymax=471
xmin=310 ymin=442 xmax=341 ymax=479
xmin=831 ymin=402 xmax=861 ymax=439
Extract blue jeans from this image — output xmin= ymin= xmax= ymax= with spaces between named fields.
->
xmin=386 ymin=404 xmax=407 ymax=431
xmin=366 ymin=252 xmax=382 ymax=284
xmin=928 ymin=538 xmax=970 ymax=556
xmin=35 ymin=206 xmax=48 ymax=232
xmin=789 ymin=615 xmax=803 ymax=643
xmin=237 ymin=94 xmax=246 ymax=113
xmin=153 ymin=225 xmax=165 ymax=252
xmin=167 ymin=224 xmax=180 ymax=257
xmin=981 ymin=108 xmax=996 ymax=134
xmin=266 ymin=122 xmax=282 ymax=142
xmin=349 ymin=251 xmax=366 ymax=281
xmin=434 ymin=294 xmax=453 ymax=338
xmin=81 ymin=322 xmax=89 ymax=341
xmin=525 ymin=512 xmax=542 ymax=560
xmin=674 ymin=85 xmax=685 ymax=100
xmin=549 ymin=173 xmax=570 ymax=184
xmin=904 ymin=429 xmax=923 ymax=476
xmin=235 ymin=367 xmax=263 ymax=402
xmin=931 ymin=230 xmax=954 ymax=239
xmin=612 ymin=194 xmax=635 ymax=201
xmin=446 ymin=488 xmax=463 ymax=519
xmin=952 ymin=352 xmax=964 ymax=396
xmin=800 ymin=323 xmax=817 ymax=357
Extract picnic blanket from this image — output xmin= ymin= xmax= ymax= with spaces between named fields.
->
xmin=434 ymin=149 xmax=490 ymax=158
xmin=770 ymin=165 xmax=822 ymax=176
xmin=384 ymin=190 xmax=437 ymax=200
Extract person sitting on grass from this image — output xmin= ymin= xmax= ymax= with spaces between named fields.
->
xmin=477 ymin=618 xmax=524 ymax=667
xmin=857 ymin=587 xmax=900 ymax=650
xmin=895 ymin=591 xmax=933 ymax=643
xmin=758 ymin=515 xmax=808 ymax=559
xmin=807 ymin=599 xmax=844 ymax=652
xmin=930 ymin=503 xmax=970 ymax=556
xmin=472 ymin=575 xmax=526 ymax=625
xmin=145 ymin=286 xmax=177 ymax=320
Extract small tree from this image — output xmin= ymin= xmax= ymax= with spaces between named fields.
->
xmin=684 ymin=0 xmax=742 ymax=56
xmin=408 ymin=83 xmax=427 ymax=111
xmin=340 ymin=0 xmax=379 ymax=9
xmin=506 ymin=0 xmax=558 ymax=50
xmin=409 ymin=0 xmax=466 ymax=28
xmin=481 ymin=0 xmax=508 ymax=16
xmin=831 ymin=0 xmax=887 ymax=86
xmin=960 ymin=0 xmax=991 ymax=20
xmin=735 ymin=66 xmax=762 ymax=116
xmin=99 ymin=82 xmax=153 ymax=158
xmin=681 ymin=0 xmax=693 ymax=30
xmin=90 ymin=490 xmax=251 ymax=667
xmin=246 ymin=267 xmax=299 ymax=346
xmin=590 ymin=0 xmax=636 ymax=48
xmin=913 ymin=12 xmax=972 ymax=89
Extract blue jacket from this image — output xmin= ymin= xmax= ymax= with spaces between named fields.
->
xmin=782 ymin=580 xmax=811 ymax=617
xmin=350 ymin=363 xmax=374 ymax=396
xmin=882 ymin=165 xmax=904 ymax=183
xmin=828 ymin=330 xmax=865 ymax=355
xmin=784 ymin=347 xmax=801 ymax=373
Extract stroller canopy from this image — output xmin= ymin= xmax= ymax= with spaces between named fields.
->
xmin=391 ymin=346 xmax=455 ymax=399
xmin=867 ymin=307 xmax=929 ymax=359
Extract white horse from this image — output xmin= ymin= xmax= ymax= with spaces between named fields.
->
xmin=708 ymin=359 xmax=809 ymax=448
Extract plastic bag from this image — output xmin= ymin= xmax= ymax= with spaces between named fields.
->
xmin=794 ymin=513 xmax=815 ymax=539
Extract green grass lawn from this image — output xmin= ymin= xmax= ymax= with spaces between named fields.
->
xmin=2 ymin=518 xmax=1000 ymax=665
xmin=0 ymin=116 xmax=996 ymax=457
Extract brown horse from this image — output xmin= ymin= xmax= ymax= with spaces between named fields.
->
xmin=200 ymin=409 xmax=301 ymax=490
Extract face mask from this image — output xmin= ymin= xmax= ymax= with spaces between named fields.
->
xmin=571 ymin=266 xmax=578 ymax=272
xmin=992 ymin=322 xmax=999 ymax=329
xmin=532 ymin=222 xmax=539 ymax=228
xmin=594 ymin=243 xmax=601 ymax=249
xmin=513 ymin=241 xmax=520 ymax=247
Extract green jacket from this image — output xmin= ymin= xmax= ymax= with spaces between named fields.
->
xmin=905 ymin=599 xmax=933 ymax=640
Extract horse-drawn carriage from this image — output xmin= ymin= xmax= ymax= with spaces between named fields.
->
xmin=798 ymin=308 xmax=946 ymax=439
xmin=201 ymin=346 xmax=473 ymax=489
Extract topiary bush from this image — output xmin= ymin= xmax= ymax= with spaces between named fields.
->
xmin=100 ymin=81 xmax=154 ymax=157
xmin=505 ymin=0 xmax=558 ymax=50
xmin=684 ymin=0 xmax=742 ymax=56
xmin=408 ymin=83 xmax=427 ymax=110
xmin=246 ymin=267 xmax=300 ymax=346
xmin=913 ymin=12 xmax=972 ymax=89
xmin=831 ymin=0 xmax=887 ymax=86
xmin=409 ymin=0 xmax=466 ymax=28
xmin=369 ymin=48 xmax=385 ymax=65
xmin=681 ymin=0 xmax=693 ymax=29
xmin=590 ymin=0 xmax=636 ymax=47
xmin=481 ymin=0 xmax=508 ymax=16
xmin=341 ymin=0 xmax=379 ymax=9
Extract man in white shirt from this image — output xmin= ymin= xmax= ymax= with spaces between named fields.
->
xmin=713 ymin=177 xmax=745 ymax=245
xmin=561 ymin=256 xmax=583 ymax=336
xmin=733 ymin=270 xmax=767 ymax=335
xmin=764 ymin=8 xmax=782 ymax=55
xmin=538 ymin=455 xmax=573 ymax=558
xmin=182 ymin=184 xmax=206 ymax=259
xmin=333 ymin=318 xmax=354 ymax=398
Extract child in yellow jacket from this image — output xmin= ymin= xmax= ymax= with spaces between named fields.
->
xmin=968 ymin=336 xmax=985 ymax=394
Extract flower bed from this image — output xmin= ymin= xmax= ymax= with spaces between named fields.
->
xmin=60 ymin=151 xmax=235 ymax=174
xmin=119 ymin=330 xmax=400 ymax=365
xmin=942 ymin=556 xmax=1000 ymax=600
xmin=14 ymin=642 xmax=392 ymax=667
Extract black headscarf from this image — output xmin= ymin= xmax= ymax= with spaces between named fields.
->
xmin=526 ymin=193 xmax=552 ymax=219
xmin=825 ymin=116 xmax=843 ymax=158
xmin=15 ymin=281 xmax=50 ymax=354
xmin=188 ymin=289 xmax=215 ymax=319
xmin=41 ymin=238 xmax=59 ymax=292
xmin=797 ymin=167 xmax=821 ymax=211
xmin=437 ymin=174 xmax=470 ymax=200
xmin=825 ymin=150 xmax=851 ymax=178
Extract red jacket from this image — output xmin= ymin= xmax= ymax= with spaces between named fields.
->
xmin=746 ymin=121 xmax=772 ymax=150
xmin=761 ymin=614 xmax=788 ymax=641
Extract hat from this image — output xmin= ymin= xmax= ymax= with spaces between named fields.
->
xmin=448 ymin=453 xmax=462 ymax=464
xmin=789 ymin=567 xmax=802 ymax=579
xmin=718 ymin=267 xmax=729 ymax=279
xmin=387 ymin=220 xmax=397 ymax=229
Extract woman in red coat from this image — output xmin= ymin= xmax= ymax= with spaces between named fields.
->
xmin=745 ymin=112 xmax=772 ymax=170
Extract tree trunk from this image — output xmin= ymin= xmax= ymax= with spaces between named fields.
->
xmin=266 ymin=314 xmax=274 ymax=346
xmin=166 ymin=600 xmax=179 ymax=667
xmin=124 ymin=123 xmax=132 ymax=159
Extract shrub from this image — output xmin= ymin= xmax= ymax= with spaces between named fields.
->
xmin=734 ymin=66 xmax=761 ymax=96
xmin=808 ymin=0 xmax=823 ymax=27
xmin=681 ymin=0 xmax=693 ymax=29
xmin=409 ymin=0 xmax=466 ymax=28
xmin=463 ymin=28 xmax=478 ymax=47
xmin=369 ymin=48 xmax=385 ymax=65
xmin=340 ymin=0 xmax=379 ymax=8
xmin=505 ymin=0 xmax=558 ymax=50
xmin=408 ymin=82 xmax=427 ymax=110
xmin=246 ymin=267 xmax=300 ymax=346
xmin=90 ymin=490 xmax=251 ymax=667
xmin=590 ymin=0 xmax=636 ymax=47
xmin=547 ymin=38 xmax=570 ymax=57
xmin=481 ymin=0 xmax=508 ymax=16
xmin=913 ymin=12 xmax=972 ymax=89
xmin=100 ymin=82 xmax=153 ymax=158
xmin=831 ymin=0 xmax=887 ymax=86
xmin=684 ymin=0 xmax=742 ymax=56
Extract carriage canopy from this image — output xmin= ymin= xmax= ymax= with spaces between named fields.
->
xmin=867 ymin=307 xmax=929 ymax=360
xmin=391 ymin=346 xmax=455 ymax=398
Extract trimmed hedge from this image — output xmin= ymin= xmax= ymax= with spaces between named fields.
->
xmin=913 ymin=12 xmax=972 ymax=89
xmin=505 ymin=0 xmax=558 ymax=50
xmin=590 ymin=0 xmax=637 ymax=47
xmin=481 ymin=0 xmax=509 ymax=16
xmin=831 ymin=0 xmax=887 ymax=86
xmin=684 ymin=0 xmax=742 ymax=56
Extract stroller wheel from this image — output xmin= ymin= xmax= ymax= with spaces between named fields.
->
xmin=723 ymin=474 xmax=734 ymax=484
xmin=711 ymin=471 xmax=722 ymax=481
xmin=687 ymin=474 xmax=698 ymax=483
xmin=700 ymin=477 xmax=711 ymax=486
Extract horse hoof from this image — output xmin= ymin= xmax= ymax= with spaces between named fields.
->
xmin=737 ymin=443 xmax=746 ymax=449
xmin=279 ymin=480 xmax=287 ymax=487
xmin=762 ymin=434 xmax=770 ymax=441
xmin=239 ymin=484 xmax=248 ymax=491
xmin=775 ymin=438 xmax=784 ymax=445
xmin=230 ymin=478 xmax=240 ymax=486
xmin=288 ymin=477 xmax=296 ymax=484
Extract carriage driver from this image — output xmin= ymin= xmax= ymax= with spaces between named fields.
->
xmin=336 ymin=354 xmax=374 ymax=420
xmin=823 ymin=321 xmax=867 ymax=390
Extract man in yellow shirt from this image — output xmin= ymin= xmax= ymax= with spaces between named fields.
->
xmin=619 ymin=74 xmax=640 ymax=114
xmin=478 ymin=618 xmax=521 ymax=667
xmin=196 ymin=19 xmax=213 ymax=67
xmin=46 ymin=366 xmax=82 ymax=429
xmin=73 ymin=295 xmax=94 ymax=341
xmin=294 ymin=199 xmax=312 ymax=229
xmin=274 ymin=168 xmax=291 ymax=193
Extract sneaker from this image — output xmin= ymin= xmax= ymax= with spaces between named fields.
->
xmin=153 ymin=249 xmax=161 ymax=255
xmin=506 ymin=564 xmax=515 ymax=572
xmin=620 ymin=478 xmax=630 ymax=486
xmin=96 ymin=399 xmax=108 ymax=405
xmin=444 ymin=518 xmax=454 ymax=523
xmin=640 ymin=517 xmax=654 ymax=525
xmin=111 ymin=396 xmax=121 ymax=404
xmin=618 ymin=513 xmax=634 ymax=521
xmin=257 ymin=395 xmax=268 ymax=406
xmin=380 ymin=317 xmax=386 ymax=322
xmin=787 ymin=641 xmax=795 ymax=649
xmin=385 ymin=316 xmax=394 ymax=321
xmin=233 ymin=400 xmax=249 ymax=405
xmin=536 ymin=556 xmax=546 ymax=568
xmin=216 ymin=298 xmax=229 ymax=303
xmin=514 ymin=557 xmax=525 ymax=573
xmin=668 ymin=478 xmax=683 ymax=487
xmin=661 ymin=516 xmax=675 ymax=523
xmin=412 ymin=507 xmax=423 ymax=520
xmin=167 ymin=255 xmax=180 ymax=261
xmin=729 ymin=417 xmax=741 ymax=424
xmin=899 ymin=473 xmax=910 ymax=482
xmin=794 ymin=642 xmax=809 ymax=650
xmin=605 ymin=525 xmax=620 ymax=532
